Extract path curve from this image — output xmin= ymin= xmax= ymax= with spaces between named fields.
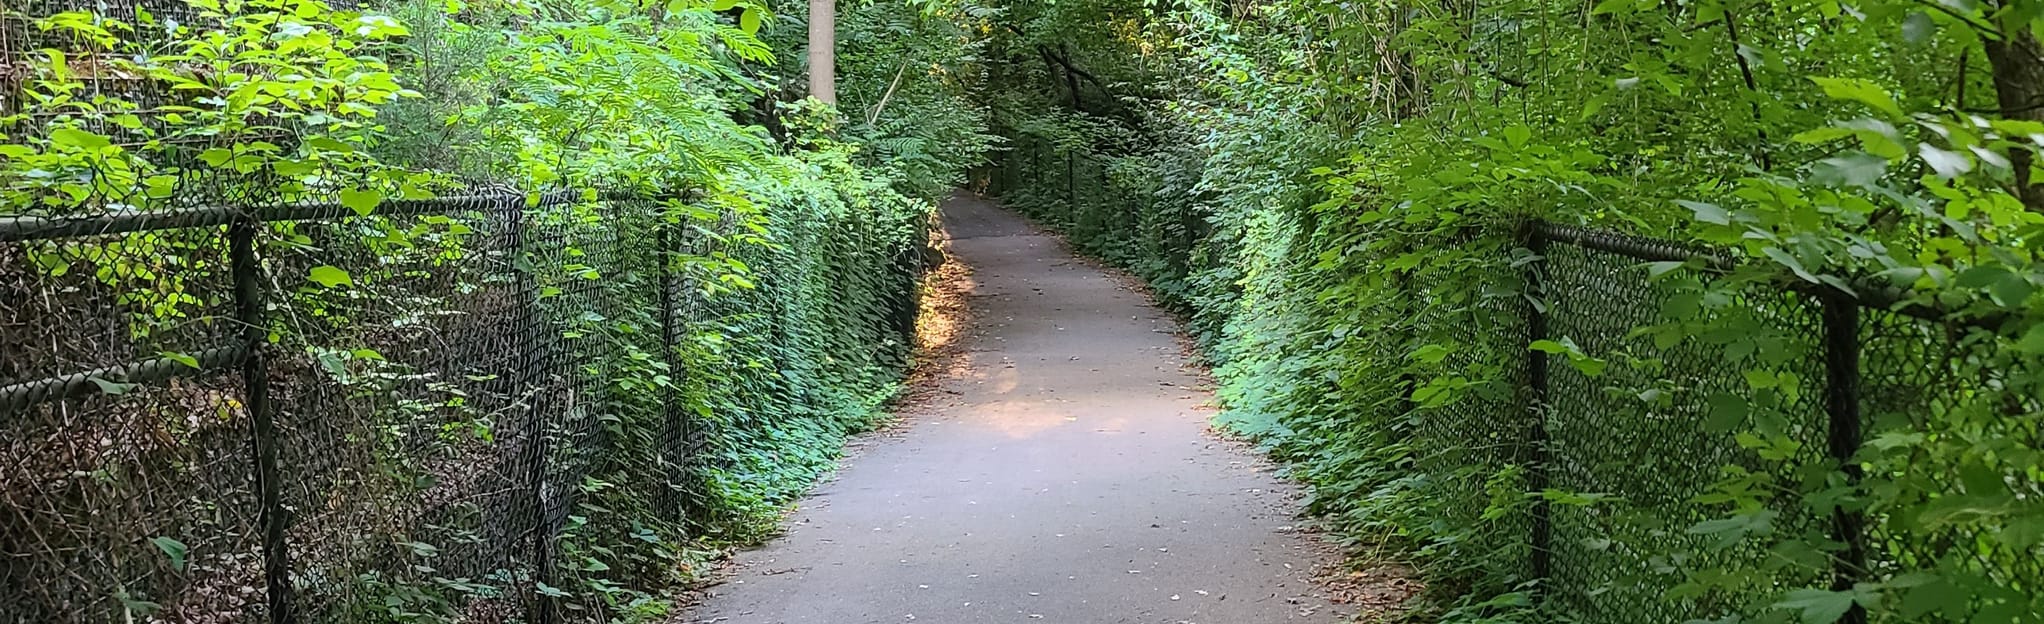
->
xmin=683 ymin=195 xmax=1345 ymax=624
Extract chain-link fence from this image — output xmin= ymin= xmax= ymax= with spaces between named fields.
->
xmin=999 ymin=143 xmax=2042 ymax=622
xmin=1 ymin=186 xmax=735 ymax=623
xmin=1527 ymin=223 xmax=1839 ymax=621
xmin=3 ymin=0 xmax=934 ymax=620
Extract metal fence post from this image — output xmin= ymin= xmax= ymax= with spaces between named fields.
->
xmin=1098 ymin=156 xmax=1112 ymax=231
xmin=1522 ymin=223 xmax=1554 ymax=588
xmin=1394 ymin=260 xmax=1418 ymax=419
xmin=1071 ymin=150 xmax=1087 ymax=223
xmin=1033 ymin=140 xmax=1045 ymax=190
xmin=508 ymin=198 xmax=556 ymax=624
xmin=655 ymin=210 xmax=690 ymax=525
xmin=230 ymin=216 xmax=294 ymax=624
xmin=1819 ymin=290 xmax=1867 ymax=624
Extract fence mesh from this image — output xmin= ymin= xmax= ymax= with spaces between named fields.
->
xmin=0 ymin=181 xmax=726 ymax=623
xmin=999 ymin=143 xmax=2044 ymax=622
xmin=0 ymin=0 xmax=787 ymax=620
xmin=1 ymin=154 xmax=274 ymax=623
xmin=1536 ymin=234 xmax=1832 ymax=621
xmin=1405 ymin=254 xmax=1536 ymax=585
xmin=263 ymin=195 xmax=546 ymax=620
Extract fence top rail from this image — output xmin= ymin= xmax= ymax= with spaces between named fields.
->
xmin=0 ymin=344 xmax=246 ymax=414
xmin=1530 ymin=220 xmax=1734 ymax=268
xmin=0 ymin=189 xmax=657 ymax=243
xmin=1527 ymin=219 xmax=2009 ymax=332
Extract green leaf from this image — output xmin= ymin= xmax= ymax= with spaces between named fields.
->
xmin=304 ymin=136 xmax=358 ymax=153
xmin=1918 ymin=143 xmax=1972 ymax=179
xmin=2003 ymin=514 xmax=2044 ymax=551
xmin=1792 ymin=127 xmax=1857 ymax=144
xmin=1775 ymin=588 xmax=1855 ymax=623
xmin=90 ymin=377 xmax=139 ymax=395
xmin=1645 ymin=261 xmax=1689 ymax=279
xmin=1901 ymin=11 xmax=1935 ymax=44
xmin=308 ymin=265 xmax=353 ymax=288
xmin=340 ymin=188 xmax=383 ymax=217
xmin=1705 ymin=392 xmax=1748 ymax=433
xmin=1696 ymin=0 xmax=1725 ymax=23
xmin=1956 ymin=265 xmax=2011 ymax=288
xmin=1988 ymin=273 xmax=2035 ymax=306
xmin=1591 ymin=0 xmax=1633 ymax=14
xmin=1899 ymin=577 xmax=1965 ymax=618
xmin=45 ymin=49 xmax=70 ymax=82
xmin=316 ymin=350 xmax=350 ymax=382
xmin=160 ymin=352 xmax=201 ymax=369
xmin=1580 ymin=93 xmax=1610 ymax=121
xmin=199 ymin=148 xmax=235 ymax=167
xmin=1809 ymin=77 xmax=1903 ymax=119
xmin=112 ymin=591 xmax=163 ymax=617
xmin=151 ymin=536 xmax=189 ymax=572
xmin=1811 ymin=152 xmax=1888 ymax=188
xmin=398 ymin=541 xmax=440 ymax=557
xmin=1744 ymin=369 xmax=1778 ymax=389
xmin=1409 ymin=343 xmax=1454 ymax=364
xmin=1677 ymin=200 xmax=1729 ymax=225
xmin=1762 ymin=247 xmax=1820 ymax=283
xmin=1501 ymin=125 xmax=1533 ymax=149
xmin=1570 ymin=355 xmax=1607 ymax=377
xmin=2017 ymin=324 xmax=2044 ymax=354
xmin=1530 ymin=338 xmax=1606 ymax=377
xmin=145 ymin=175 xmax=179 ymax=198
xmin=49 ymin=127 xmax=114 ymax=152
xmin=739 ymin=7 xmax=762 ymax=33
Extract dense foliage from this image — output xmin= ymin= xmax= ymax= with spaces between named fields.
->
xmin=1 ymin=0 xmax=989 ymax=620
xmin=976 ymin=0 xmax=2044 ymax=621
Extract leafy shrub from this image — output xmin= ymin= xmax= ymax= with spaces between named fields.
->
xmin=1 ymin=0 xmax=985 ymax=620
xmin=976 ymin=0 xmax=2044 ymax=621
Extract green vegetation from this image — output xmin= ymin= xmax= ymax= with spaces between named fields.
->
xmin=2 ymin=0 xmax=988 ymax=620
xmin=977 ymin=0 xmax=2044 ymax=621
xmin=11 ymin=0 xmax=2044 ymax=620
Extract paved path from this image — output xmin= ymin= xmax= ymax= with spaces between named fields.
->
xmin=683 ymin=195 xmax=1344 ymax=624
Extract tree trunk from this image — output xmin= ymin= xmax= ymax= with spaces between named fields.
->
xmin=808 ymin=0 xmax=837 ymax=105
xmin=1983 ymin=26 xmax=2044 ymax=212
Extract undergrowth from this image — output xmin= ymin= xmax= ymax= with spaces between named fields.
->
xmin=0 ymin=0 xmax=989 ymax=621
xmin=972 ymin=0 xmax=2044 ymax=622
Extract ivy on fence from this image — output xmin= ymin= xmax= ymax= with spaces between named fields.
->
xmin=1 ymin=0 xmax=983 ymax=622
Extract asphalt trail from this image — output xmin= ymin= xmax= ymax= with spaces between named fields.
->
xmin=683 ymin=194 xmax=1344 ymax=624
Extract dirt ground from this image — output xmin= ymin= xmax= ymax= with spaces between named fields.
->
xmin=679 ymin=194 xmax=1362 ymax=624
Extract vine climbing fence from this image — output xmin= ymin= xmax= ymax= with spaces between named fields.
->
xmin=999 ymin=141 xmax=2043 ymax=622
xmin=4 ymin=0 xmax=931 ymax=621
xmin=0 ymin=187 xmax=731 ymax=622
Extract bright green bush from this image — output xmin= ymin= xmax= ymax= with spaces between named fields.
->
xmin=2 ymin=0 xmax=985 ymax=620
xmin=975 ymin=0 xmax=2044 ymax=621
